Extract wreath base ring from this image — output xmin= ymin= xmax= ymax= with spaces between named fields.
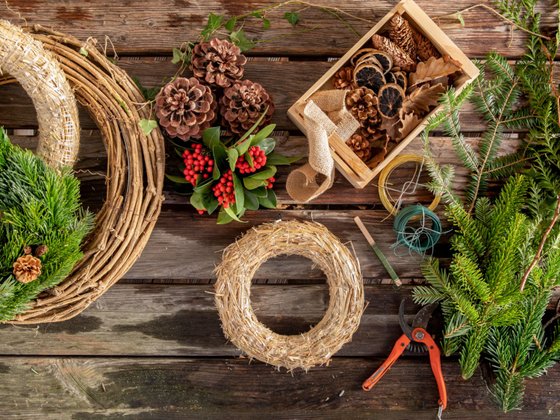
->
xmin=215 ymin=220 xmax=364 ymax=371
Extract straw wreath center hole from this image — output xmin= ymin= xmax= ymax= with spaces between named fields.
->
xmin=252 ymin=255 xmax=329 ymax=336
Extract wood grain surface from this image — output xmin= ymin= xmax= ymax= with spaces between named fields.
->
xmin=1 ymin=0 xmax=559 ymax=417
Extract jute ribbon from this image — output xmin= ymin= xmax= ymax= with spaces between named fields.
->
xmin=286 ymin=90 xmax=359 ymax=202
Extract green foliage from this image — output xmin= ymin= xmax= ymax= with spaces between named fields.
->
xmin=0 ymin=128 xmax=93 ymax=321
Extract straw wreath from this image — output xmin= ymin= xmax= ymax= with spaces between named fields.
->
xmin=0 ymin=25 xmax=165 ymax=323
xmin=215 ymin=220 xmax=365 ymax=371
xmin=0 ymin=20 xmax=79 ymax=168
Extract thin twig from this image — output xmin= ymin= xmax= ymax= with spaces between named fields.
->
xmin=436 ymin=3 xmax=551 ymax=40
xmin=520 ymin=195 xmax=560 ymax=292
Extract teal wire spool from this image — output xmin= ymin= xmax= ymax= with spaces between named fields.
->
xmin=393 ymin=205 xmax=442 ymax=254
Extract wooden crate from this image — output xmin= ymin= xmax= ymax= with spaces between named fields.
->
xmin=287 ymin=0 xmax=479 ymax=189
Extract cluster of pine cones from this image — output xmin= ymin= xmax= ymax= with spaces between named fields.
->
xmin=333 ymin=14 xmax=462 ymax=166
xmin=155 ymin=38 xmax=274 ymax=141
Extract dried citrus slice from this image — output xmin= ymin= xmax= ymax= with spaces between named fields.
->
xmin=378 ymin=83 xmax=405 ymax=119
xmin=353 ymin=62 xmax=386 ymax=95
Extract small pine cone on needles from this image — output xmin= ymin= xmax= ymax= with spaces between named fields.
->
xmin=347 ymin=129 xmax=372 ymax=162
xmin=333 ymin=66 xmax=355 ymax=90
xmin=155 ymin=77 xmax=217 ymax=141
xmin=346 ymin=87 xmax=379 ymax=125
xmin=389 ymin=15 xmax=417 ymax=60
xmin=13 ymin=255 xmax=42 ymax=284
xmin=220 ymin=79 xmax=275 ymax=135
xmin=191 ymin=38 xmax=247 ymax=88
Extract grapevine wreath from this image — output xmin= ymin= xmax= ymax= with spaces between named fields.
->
xmin=0 ymin=23 xmax=165 ymax=323
xmin=215 ymin=220 xmax=365 ymax=371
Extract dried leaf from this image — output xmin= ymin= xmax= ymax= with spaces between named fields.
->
xmin=409 ymin=56 xmax=462 ymax=87
xmin=403 ymin=83 xmax=446 ymax=115
xmin=398 ymin=112 xmax=423 ymax=140
xmin=380 ymin=115 xmax=401 ymax=141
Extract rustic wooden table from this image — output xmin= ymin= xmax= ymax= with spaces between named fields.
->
xmin=1 ymin=1 xmax=559 ymax=418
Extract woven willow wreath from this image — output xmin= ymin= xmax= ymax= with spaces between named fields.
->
xmin=0 ymin=26 xmax=165 ymax=323
xmin=215 ymin=220 xmax=365 ymax=371
xmin=0 ymin=20 xmax=79 ymax=168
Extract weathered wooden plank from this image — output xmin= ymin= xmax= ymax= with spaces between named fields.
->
xmin=3 ymin=0 xmax=557 ymax=57
xmin=0 ymin=59 xmax=489 ymax=132
xmin=0 ymin=356 xmax=557 ymax=418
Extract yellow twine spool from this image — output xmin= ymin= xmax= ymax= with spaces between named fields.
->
xmin=378 ymin=154 xmax=441 ymax=216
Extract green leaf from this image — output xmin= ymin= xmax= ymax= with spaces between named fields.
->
xmin=246 ymin=152 xmax=254 ymax=168
xmin=236 ymin=138 xmax=252 ymax=156
xmin=251 ymin=11 xmax=264 ymax=18
xmin=212 ymin=162 xmax=221 ymax=180
xmin=166 ymin=174 xmax=190 ymax=184
xmin=253 ymin=186 xmax=268 ymax=198
xmin=190 ymin=191 xmax=205 ymax=210
xmin=229 ymin=29 xmax=256 ymax=52
xmin=212 ymin=143 xmax=228 ymax=171
xmin=249 ymin=124 xmax=276 ymax=146
xmin=202 ymin=126 xmax=221 ymax=149
xmin=193 ymin=178 xmax=213 ymax=193
xmin=266 ymin=152 xmax=302 ymax=166
xmin=249 ymin=165 xmax=277 ymax=180
xmin=232 ymin=172 xmax=244 ymax=211
xmin=244 ymin=189 xmax=259 ymax=210
xmin=172 ymin=47 xmax=184 ymax=64
xmin=256 ymin=137 xmax=275 ymax=155
xmin=217 ymin=208 xmax=234 ymax=224
xmin=227 ymin=148 xmax=239 ymax=172
xmin=224 ymin=17 xmax=237 ymax=32
xmin=262 ymin=18 xmax=271 ymax=29
xmin=202 ymin=194 xmax=219 ymax=215
xmin=201 ymin=13 xmax=224 ymax=40
xmin=138 ymin=119 xmax=158 ymax=136
xmin=79 ymin=47 xmax=89 ymax=57
xmin=224 ymin=205 xmax=244 ymax=222
xmin=258 ymin=189 xmax=277 ymax=209
xmin=243 ymin=176 xmax=266 ymax=190
xmin=284 ymin=11 xmax=300 ymax=26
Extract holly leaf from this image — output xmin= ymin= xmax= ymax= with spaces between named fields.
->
xmin=244 ymin=189 xmax=259 ymax=210
xmin=266 ymin=152 xmax=302 ymax=166
xmin=229 ymin=29 xmax=256 ymax=52
xmin=258 ymin=189 xmax=277 ymax=209
xmin=217 ymin=208 xmax=234 ymax=224
xmin=201 ymin=13 xmax=224 ymax=40
xmin=284 ymin=11 xmax=300 ymax=26
xmin=232 ymin=172 xmax=244 ymax=211
xmin=202 ymin=126 xmax=221 ymax=150
xmin=224 ymin=17 xmax=237 ymax=32
xmin=243 ymin=176 xmax=266 ymax=190
xmin=166 ymin=174 xmax=190 ymax=184
xmin=227 ymin=148 xmax=239 ymax=172
xmin=139 ymin=119 xmax=158 ymax=136
xmin=250 ymin=165 xmax=277 ymax=180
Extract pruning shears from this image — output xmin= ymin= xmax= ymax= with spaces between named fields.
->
xmin=362 ymin=299 xmax=447 ymax=417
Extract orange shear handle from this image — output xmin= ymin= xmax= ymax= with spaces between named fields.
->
xmin=412 ymin=327 xmax=448 ymax=410
xmin=362 ymin=334 xmax=409 ymax=391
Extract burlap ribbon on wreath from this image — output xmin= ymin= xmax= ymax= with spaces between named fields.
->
xmin=286 ymin=90 xmax=359 ymax=202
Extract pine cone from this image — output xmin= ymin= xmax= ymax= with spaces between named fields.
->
xmin=35 ymin=245 xmax=49 ymax=257
xmin=371 ymin=34 xmax=415 ymax=72
xmin=412 ymin=30 xmax=441 ymax=61
xmin=346 ymin=87 xmax=379 ymax=127
xmin=191 ymin=38 xmax=247 ymax=88
xmin=389 ymin=15 xmax=417 ymax=60
xmin=347 ymin=129 xmax=372 ymax=162
xmin=333 ymin=66 xmax=355 ymax=90
xmin=13 ymin=255 xmax=42 ymax=284
xmin=155 ymin=77 xmax=217 ymax=141
xmin=220 ymin=79 xmax=275 ymax=135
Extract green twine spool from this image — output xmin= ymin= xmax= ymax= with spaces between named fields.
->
xmin=393 ymin=205 xmax=442 ymax=254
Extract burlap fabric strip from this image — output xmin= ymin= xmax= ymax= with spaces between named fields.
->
xmin=0 ymin=19 xmax=79 ymax=168
xmin=286 ymin=90 xmax=359 ymax=202
xmin=0 ymin=25 xmax=165 ymax=323
xmin=215 ymin=220 xmax=365 ymax=371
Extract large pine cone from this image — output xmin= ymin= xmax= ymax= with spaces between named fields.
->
xmin=155 ymin=77 xmax=217 ymax=141
xmin=191 ymin=38 xmax=247 ymax=88
xmin=219 ymin=79 xmax=275 ymax=135
xmin=346 ymin=129 xmax=372 ymax=162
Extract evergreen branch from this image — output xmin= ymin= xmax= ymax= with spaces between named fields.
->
xmin=520 ymin=195 xmax=560 ymax=291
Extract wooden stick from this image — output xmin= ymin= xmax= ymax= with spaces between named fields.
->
xmin=520 ymin=196 xmax=560 ymax=292
xmin=354 ymin=216 xmax=402 ymax=287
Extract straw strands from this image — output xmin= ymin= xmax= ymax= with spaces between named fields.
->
xmin=215 ymin=220 xmax=364 ymax=371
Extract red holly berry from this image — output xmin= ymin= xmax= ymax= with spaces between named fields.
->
xmin=212 ymin=170 xmax=236 ymax=208
xmin=182 ymin=143 xmax=214 ymax=186
xmin=265 ymin=176 xmax=276 ymax=189
xmin=235 ymin=146 xmax=267 ymax=174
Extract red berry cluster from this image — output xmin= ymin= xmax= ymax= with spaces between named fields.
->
xmin=213 ymin=170 xmax=236 ymax=208
xmin=235 ymin=146 xmax=267 ymax=174
xmin=265 ymin=177 xmax=276 ymax=189
xmin=183 ymin=143 xmax=214 ymax=186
